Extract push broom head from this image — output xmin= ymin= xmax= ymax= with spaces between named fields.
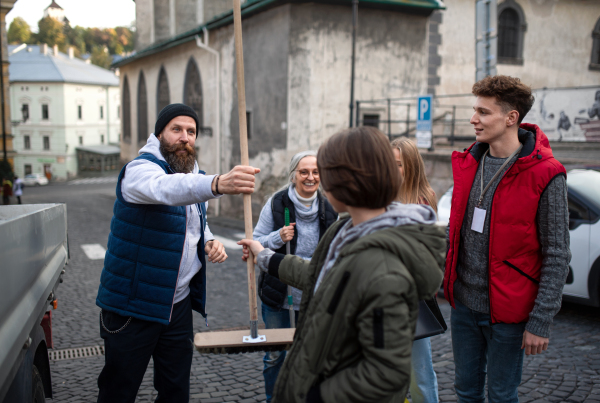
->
xmin=194 ymin=328 xmax=295 ymax=354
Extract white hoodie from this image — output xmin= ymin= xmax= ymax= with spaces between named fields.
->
xmin=121 ymin=133 xmax=219 ymax=305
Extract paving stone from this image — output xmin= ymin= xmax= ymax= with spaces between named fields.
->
xmin=23 ymin=184 xmax=600 ymax=402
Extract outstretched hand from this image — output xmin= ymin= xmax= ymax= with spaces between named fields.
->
xmin=237 ymin=239 xmax=264 ymax=264
xmin=213 ymin=166 xmax=261 ymax=195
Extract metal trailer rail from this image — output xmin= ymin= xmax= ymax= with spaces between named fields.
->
xmin=0 ymin=204 xmax=68 ymax=402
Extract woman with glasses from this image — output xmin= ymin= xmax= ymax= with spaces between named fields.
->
xmin=253 ymin=150 xmax=338 ymax=403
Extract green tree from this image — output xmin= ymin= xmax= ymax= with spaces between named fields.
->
xmin=90 ymin=45 xmax=112 ymax=69
xmin=37 ymin=16 xmax=65 ymax=48
xmin=7 ymin=17 xmax=32 ymax=44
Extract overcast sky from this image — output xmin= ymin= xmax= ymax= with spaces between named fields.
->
xmin=7 ymin=0 xmax=136 ymax=31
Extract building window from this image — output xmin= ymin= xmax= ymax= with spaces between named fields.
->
xmin=22 ymin=104 xmax=29 ymax=122
xmin=137 ymin=71 xmax=148 ymax=146
xmin=100 ymin=105 xmax=104 ymax=119
xmin=78 ymin=105 xmax=82 ymax=120
xmin=25 ymin=164 xmax=32 ymax=175
xmin=183 ymin=58 xmax=204 ymax=127
xmin=363 ymin=114 xmax=380 ymax=128
xmin=157 ymin=67 xmax=170 ymax=115
xmin=24 ymin=135 xmax=31 ymax=150
xmin=497 ymin=0 xmax=526 ymax=65
xmin=43 ymin=136 xmax=50 ymax=150
xmin=591 ymin=17 xmax=600 ymax=70
xmin=101 ymin=134 xmax=105 ymax=144
xmin=122 ymin=76 xmax=131 ymax=143
xmin=42 ymin=104 xmax=49 ymax=120
xmin=79 ymin=136 xmax=83 ymax=145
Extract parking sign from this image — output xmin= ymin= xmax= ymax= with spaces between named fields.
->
xmin=416 ymin=95 xmax=433 ymax=149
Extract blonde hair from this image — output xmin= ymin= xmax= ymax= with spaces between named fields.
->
xmin=390 ymin=137 xmax=437 ymax=212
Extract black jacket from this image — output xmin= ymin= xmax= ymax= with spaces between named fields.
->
xmin=258 ymin=189 xmax=337 ymax=309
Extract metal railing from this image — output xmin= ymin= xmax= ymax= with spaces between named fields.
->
xmin=355 ymin=94 xmax=478 ymax=146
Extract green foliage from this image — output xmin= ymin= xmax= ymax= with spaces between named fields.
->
xmin=90 ymin=45 xmax=112 ymax=69
xmin=37 ymin=16 xmax=66 ymax=48
xmin=25 ymin=14 xmax=135 ymax=69
xmin=0 ymin=159 xmax=14 ymax=182
xmin=7 ymin=17 xmax=32 ymax=44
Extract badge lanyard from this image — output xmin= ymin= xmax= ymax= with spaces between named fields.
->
xmin=471 ymin=144 xmax=523 ymax=233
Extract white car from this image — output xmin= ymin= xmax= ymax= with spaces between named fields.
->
xmin=22 ymin=173 xmax=49 ymax=186
xmin=437 ymin=169 xmax=600 ymax=307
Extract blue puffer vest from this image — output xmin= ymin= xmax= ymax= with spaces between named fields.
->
xmin=96 ymin=153 xmax=207 ymax=325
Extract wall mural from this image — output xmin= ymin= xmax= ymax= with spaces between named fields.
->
xmin=523 ymin=87 xmax=600 ymax=142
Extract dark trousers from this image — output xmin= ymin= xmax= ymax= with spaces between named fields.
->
xmin=16 ymin=196 xmax=21 ymax=204
xmin=97 ymin=295 xmax=194 ymax=403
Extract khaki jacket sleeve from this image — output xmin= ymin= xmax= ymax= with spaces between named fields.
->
xmin=319 ymin=255 xmax=416 ymax=402
xmin=278 ymin=254 xmax=314 ymax=292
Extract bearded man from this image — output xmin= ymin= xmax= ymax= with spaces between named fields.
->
xmin=96 ymin=104 xmax=260 ymax=403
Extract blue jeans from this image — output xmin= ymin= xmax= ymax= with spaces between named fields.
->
xmin=261 ymin=303 xmax=298 ymax=403
xmin=410 ymin=337 xmax=439 ymax=403
xmin=451 ymin=300 xmax=526 ymax=403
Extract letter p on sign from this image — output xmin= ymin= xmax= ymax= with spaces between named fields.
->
xmin=420 ymin=99 xmax=429 ymax=120
xmin=416 ymin=95 xmax=433 ymax=132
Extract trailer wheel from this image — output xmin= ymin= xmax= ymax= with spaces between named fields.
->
xmin=32 ymin=365 xmax=45 ymax=402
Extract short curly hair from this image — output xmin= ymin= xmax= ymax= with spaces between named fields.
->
xmin=472 ymin=75 xmax=534 ymax=124
xmin=318 ymin=126 xmax=400 ymax=209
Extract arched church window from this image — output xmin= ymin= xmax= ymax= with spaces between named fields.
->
xmin=157 ymin=67 xmax=171 ymax=115
xmin=122 ymin=75 xmax=131 ymax=144
xmin=183 ymin=58 xmax=204 ymax=127
xmin=591 ymin=17 xmax=600 ymax=70
xmin=137 ymin=71 xmax=148 ymax=145
xmin=497 ymin=0 xmax=526 ymax=65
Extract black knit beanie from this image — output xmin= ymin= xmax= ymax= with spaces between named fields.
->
xmin=155 ymin=103 xmax=200 ymax=138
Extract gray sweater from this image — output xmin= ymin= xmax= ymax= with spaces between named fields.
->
xmin=253 ymin=186 xmax=320 ymax=310
xmin=454 ymin=152 xmax=570 ymax=338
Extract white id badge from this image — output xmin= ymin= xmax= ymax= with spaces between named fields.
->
xmin=471 ymin=207 xmax=486 ymax=233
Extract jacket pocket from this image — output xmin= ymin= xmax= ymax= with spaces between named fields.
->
xmin=502 ymin=260 xmax=540 ymax=284
xmin=130 ymin=264 xmax=141 ymax=300
xmin=327 ymin=271 xmax=351 ymax=314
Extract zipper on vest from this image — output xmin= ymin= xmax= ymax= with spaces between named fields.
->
xmin=169 ymin=206 xmax=188 ymax=323
xmin=486 ymin=163 xmax=515 ymax=324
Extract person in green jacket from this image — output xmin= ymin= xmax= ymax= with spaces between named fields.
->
xmin=240 ymin=126 xmax=445 ymax=403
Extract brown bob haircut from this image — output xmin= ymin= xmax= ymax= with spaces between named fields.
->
xmin=317 ymin=126 xmax=400 ymax=209
xmin=472 ymin=75 xmax=534 ymax=124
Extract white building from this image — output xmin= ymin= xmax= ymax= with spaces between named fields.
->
xmin=43 ymin=0 xmax=67 ymax=24
xmin=9 ymin=44 xmax=120 ymax=181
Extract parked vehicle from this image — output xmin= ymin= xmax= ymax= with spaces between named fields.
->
xmin=437 ymin=169 xmax=600 ymax=307
xmin=0 ymin=204 xmax=68 ymax=403
xmin=22 ymin=174 xmax=49 ymax=186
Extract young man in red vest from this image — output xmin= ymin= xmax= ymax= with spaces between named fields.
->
xmin=444 ymin=75 xmax=570 ymax=403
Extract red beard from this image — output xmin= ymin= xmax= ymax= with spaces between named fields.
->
xmin=159 ymin=139 xmax=197 ymax=173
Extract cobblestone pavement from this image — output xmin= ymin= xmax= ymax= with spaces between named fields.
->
xmin=18 ymin=183 xmax=600 ymax=402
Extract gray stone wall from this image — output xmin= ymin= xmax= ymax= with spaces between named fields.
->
xmin=135 ymin=0 xmax=153 ymax=51
xmin=203 ymin=0 xmax=231 ymax=23
xmin=176 ymin=0 xmax=199 ymax=35
xmin=154 ymin=0 xmax=171 ymax=43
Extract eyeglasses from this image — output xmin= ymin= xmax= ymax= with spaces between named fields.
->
xmin=296 ymin=169 xmax=319 ymax=178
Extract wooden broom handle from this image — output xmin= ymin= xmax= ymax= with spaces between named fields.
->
xmin=233 ymin=0 xmax=258 ymax=323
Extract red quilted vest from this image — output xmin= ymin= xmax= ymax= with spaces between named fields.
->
xmin=443 ymin=124 xmax=566 ymax=324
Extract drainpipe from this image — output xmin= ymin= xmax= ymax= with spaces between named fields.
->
xmin=349 ymin=0 xmax=358 ymax=127
xmin=106 ymin=86 xmax=110 ymax=144
xmin=195 ymin=28 xmax=221 ymax=216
